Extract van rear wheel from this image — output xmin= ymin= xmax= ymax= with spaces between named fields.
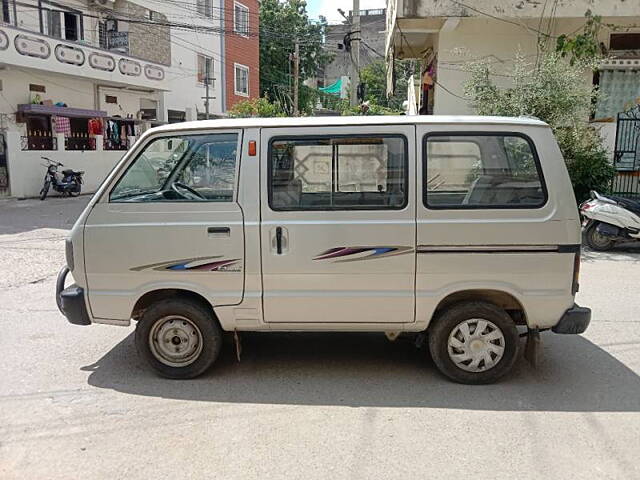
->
xmin=135 ymin=298 xmax=222 ymax=379
xmin=428 ymin=301 xmax=520 ymax=384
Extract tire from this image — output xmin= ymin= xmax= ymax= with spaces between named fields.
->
xmin=585 ymin=222 xmax=615 ymax=251
xmin=40 ymin=180 xmax=50 ymax=200
xmin=135 ymin=298 xmax=223 ymax=379
xmin=428 ymin=301 xmax=520 ymax=385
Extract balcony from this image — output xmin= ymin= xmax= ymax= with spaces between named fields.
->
xmin=0 ymin=24 xmax=169 ymax=91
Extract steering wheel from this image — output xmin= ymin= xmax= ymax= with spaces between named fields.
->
xmin=172 ymin=181 xmax=206 ymax=200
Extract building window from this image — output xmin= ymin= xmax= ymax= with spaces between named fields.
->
xmin=40 ymin=3 xmax=82 ymax=41
xmin=196 ymin=0 xmax=212 ymax=18
xmin=424 ymin=133 xmax=546 ymax=209
xmin=2 ymin=0 xmax=12 ymax=24
xmin=234 ymin=2 xmax=249 ymax=36
xmin=197 ymin=54 xmax=214 ymax=85
xmin=234 ymin=63 xmax=249 ymax=96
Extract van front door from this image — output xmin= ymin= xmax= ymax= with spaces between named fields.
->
xmin=260 ymin=126 xmax=416 ymax=325
xmin=84 ymin=131 xmax=245 ymax=322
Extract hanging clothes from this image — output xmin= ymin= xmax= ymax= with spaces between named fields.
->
xmin=88 ymin=118 xmax=102 ymax=136
xmin=53 ymin=116 xmax=71 ymax=135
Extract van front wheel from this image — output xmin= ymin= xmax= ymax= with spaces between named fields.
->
xmin=135 ymin=298 xmax=222 ymax=379
xmin=428 ymin=302 xmax=520 ymax=384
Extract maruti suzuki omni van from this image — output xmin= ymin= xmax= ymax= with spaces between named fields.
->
xmin=56 ymin=116 xmax=590 ymax=384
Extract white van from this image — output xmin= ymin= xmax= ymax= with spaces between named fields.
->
xmin=56 ymin=116 xmax=590 ymax=384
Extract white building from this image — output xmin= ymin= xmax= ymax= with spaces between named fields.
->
xmin=0 ymin=0 xmax=231 ymax=197
xmin=385 ymin=0 xmax=640 ymax=195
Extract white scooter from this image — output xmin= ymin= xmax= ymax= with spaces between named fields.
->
xmin=580 ymin=191 xmax=640 ymax=251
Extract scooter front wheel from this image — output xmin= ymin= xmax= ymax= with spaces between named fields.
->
xmin=40 ymin=181 xmax=51 ymax=200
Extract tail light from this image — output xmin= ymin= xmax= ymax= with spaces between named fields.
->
xmin=572 ymin=250 xmax=581 ymax=294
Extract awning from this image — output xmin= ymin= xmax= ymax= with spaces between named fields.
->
xmin=319 ymin=78 xmax=342 ymax=96
xmin=18 ymin=104 xmax=108 ymax=118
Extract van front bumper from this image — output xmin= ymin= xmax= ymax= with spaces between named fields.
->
xmin=56 ymin=266 xmax=91 ymax=326
xmin=552 ymin=304 xmax=591 ymax=334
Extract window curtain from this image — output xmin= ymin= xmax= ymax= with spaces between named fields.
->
xmin=596 ymin=69 xmax=640 ymax=119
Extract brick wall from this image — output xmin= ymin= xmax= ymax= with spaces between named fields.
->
xmin=115 ymin=0 xmax=171 ymax=66
xmin=224 ymin=0 xmax=260 ymax=110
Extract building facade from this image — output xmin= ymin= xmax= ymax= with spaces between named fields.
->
xmin=323 ymin=9 xmax=386 ymax=87
xmin=0 ymin=0 xmax=259 ymax=197
xmin=222 ymin=0 xmax=259 ymax=110
xmin=386 ymin=0 xmax=640 ymax=193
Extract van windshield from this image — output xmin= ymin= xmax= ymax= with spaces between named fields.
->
xmin=110 ymin=133 xmax=238 ymax=203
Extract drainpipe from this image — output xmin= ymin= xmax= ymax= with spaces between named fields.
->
xmin=220 ymin=1 xmax=226 ymax=113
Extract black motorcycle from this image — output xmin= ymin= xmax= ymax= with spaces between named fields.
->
xmin=40 ymin=157 xmax=84 ymax=200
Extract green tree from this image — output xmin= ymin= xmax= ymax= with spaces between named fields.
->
xmin=359 ymin=60 xmax=412 ymax=111
xmin=259 ymin=0 xmax=333 ymax=113
xmin=464 ymin=53 xmax=615 ymax=202
xmin=227 ymin=97 xmax=286 ymax=118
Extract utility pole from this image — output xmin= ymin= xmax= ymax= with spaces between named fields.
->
xmin=350 ymin=0 xmax=360 ymax=107
xmin=293 ymin=40 xmax=300 ymax=116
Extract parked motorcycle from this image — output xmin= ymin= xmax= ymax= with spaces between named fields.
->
xmin=580 ymin=190 xmax=640 ymax=251
xmin=39 ymin=157 xmax=84 ymax=200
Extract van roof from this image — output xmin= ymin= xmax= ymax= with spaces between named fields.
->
xmin=151 ymin=115 xmax=548 ymax=134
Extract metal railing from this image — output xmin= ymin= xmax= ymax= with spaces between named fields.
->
xmin=21 ymin=135 xmax=58 ymax=151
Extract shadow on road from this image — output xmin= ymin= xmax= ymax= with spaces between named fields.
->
xmin=83 ymin=331 xmax=640 ymax=412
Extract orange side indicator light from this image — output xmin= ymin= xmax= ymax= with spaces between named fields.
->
xmin=248 ymin=140 xmax=257 ymax=156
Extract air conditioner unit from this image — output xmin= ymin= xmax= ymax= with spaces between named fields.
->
xmin=91 ymin=0 xmax=116 ymax=9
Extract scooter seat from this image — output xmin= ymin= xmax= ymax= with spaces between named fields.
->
xmin=612 ymin=196 xmax=640 ymax=217
xmin=62 ymin=169 xmax=84 ymax=176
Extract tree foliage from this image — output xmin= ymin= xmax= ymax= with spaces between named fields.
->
xmin=556 ymin=10 xmax=603 ymax=65
xmin=358 ymin=59 xmax=413 ymax=111
xmin=259 ymin=0 xmax=333 ymax=105
xmin=464 ymin=53 xmax=615 ymax=202
xmin=227 ymin=97 xmax=286 ymax=118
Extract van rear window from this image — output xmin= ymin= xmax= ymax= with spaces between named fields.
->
xmin=424 ymin=133 xmax=547 ymax=209
xmin=268 ymin=135 xmax=407 ymax=210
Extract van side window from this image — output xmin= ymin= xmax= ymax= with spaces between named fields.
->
xmin=269 ymin=135 xmax=407 ymax=210
xmin=110 ymin=133 xmax=238 ymax=203
xmin=424 ymin=133 xmax=546 ymax=209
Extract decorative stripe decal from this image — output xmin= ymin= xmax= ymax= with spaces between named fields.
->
xmin=416 ymin=244 xmax=581 ymax=254
xmin=313 ymin=246 xmax=413 ymax=263
xmin=131 ymin=256 xmax=241 ymax=272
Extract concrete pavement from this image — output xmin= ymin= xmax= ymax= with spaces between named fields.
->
xmin=1 ymin=196 xmax=639 ymax=479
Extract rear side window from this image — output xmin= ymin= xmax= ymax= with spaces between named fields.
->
xmin=269 ymin=135 xmax=407 ymax=210
xmin=424 ymin=133 xmax=547 ymax=209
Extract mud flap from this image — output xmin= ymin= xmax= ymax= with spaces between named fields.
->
xmin=234 ymin=329 xmax=242 ymax=362
xmin=524 ymin=328 xmax=541 ymax=368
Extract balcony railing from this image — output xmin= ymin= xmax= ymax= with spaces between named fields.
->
xmin=21 ymin=136 xmax=58 ymax=151
xmin=65 ymin=136 xmax=96 ymax=151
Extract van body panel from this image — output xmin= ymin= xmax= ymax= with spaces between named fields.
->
xmin=71 ymin=116 xmax=581 ymax=333
xmin=259 ymin=125 xmax=417 ymax=324
xmin=415 ymin=124 xmax=579 ymax=329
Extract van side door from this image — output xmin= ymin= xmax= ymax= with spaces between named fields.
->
xmin=83 ymin=130 xmax=245 ymax=322
xmin=260 ymin=125 xmax=416 ymax=325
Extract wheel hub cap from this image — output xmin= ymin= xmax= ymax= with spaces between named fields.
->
xmin=149 ymin=315 xmax=203 ymax=367
xmin=447 ymin=319 xmax=506 ymax=373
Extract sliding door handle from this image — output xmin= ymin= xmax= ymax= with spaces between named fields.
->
xmin=275 ymin=226 xmax=283 ymax=254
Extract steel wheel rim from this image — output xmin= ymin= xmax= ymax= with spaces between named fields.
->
xmin=447 ymin=318 xmax=506 ymax=373
xmin=148 ymin=315 xmax=203 ymax=367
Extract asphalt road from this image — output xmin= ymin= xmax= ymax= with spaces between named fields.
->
xmin=1 ymin=196 xmax=639 ymax=479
